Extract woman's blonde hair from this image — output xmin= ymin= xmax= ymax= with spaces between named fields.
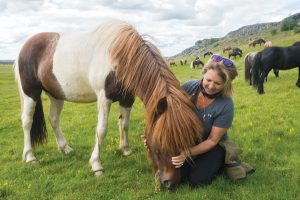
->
xmin=202 ymin=58 xmax=238 ymax=98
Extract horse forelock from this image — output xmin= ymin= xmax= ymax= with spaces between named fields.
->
xmin=109 ymin=22 xmax=203 ymax=157
xmin=150 ymin=92 xmax=203 ymax=157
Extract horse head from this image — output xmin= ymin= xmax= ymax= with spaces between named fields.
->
xmin=144 ymin=94 xmax=203 ymax=189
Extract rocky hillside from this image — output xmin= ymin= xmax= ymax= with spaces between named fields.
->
xmin=169 ymin=12 xmax=300 ymax=59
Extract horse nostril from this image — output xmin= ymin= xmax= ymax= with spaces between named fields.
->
xmin=163 ymin=180 xmax=172 ymax=189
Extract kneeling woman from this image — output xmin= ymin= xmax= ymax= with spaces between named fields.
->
xmin=171 ymin=55 xmax=238 ymax=186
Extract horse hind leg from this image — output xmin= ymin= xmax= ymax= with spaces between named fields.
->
xmin=118 ymin=106 xmax=132 ymax=156
xmin=89 ymin=91 xmax=112 ymax=176
xmin=48 ymin=95 xmax=72 ymax=154
xmin=21 ymin=94 xmax=38 ymax=163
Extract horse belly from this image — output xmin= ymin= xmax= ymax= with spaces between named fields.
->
xmin=54 ymin=71 xmax=97 ymax=102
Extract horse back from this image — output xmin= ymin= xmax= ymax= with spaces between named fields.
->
xmin=261 ymin=46 xmax=300 ymax=70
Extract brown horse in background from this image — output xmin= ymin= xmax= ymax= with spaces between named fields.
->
xmin=249 ymin=38 xmax=266 ymax=47
xmin=223 ymin=47 xmax=231 ymax=53
xmin=169 ymin=61 xmax=177 ymax=67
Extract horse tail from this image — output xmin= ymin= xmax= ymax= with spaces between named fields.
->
xmin=30 ymin=98 xmax=47 ymax=147
xmin=244 ymin=54 xmax=251 ymax=81
xmin=15 ymin=56 xmax=48 ymax=148
xmin=190 ymin=61 xmax=194 ymax=69
xmin=252 ymin=52 xmax=261 ymax=87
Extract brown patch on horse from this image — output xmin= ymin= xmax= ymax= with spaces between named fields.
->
xmin=18 ymin=32 xmax=65 ymax=101
xmin=110 ymin=23 xmax=204 ymax=160
xmin=104 ymin=71 xmax=135 ymax=107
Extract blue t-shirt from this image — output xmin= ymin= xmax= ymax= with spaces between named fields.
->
xmin=182 ymin=80 xmax=234 ymax=140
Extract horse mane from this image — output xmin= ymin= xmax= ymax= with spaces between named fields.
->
xmin=109 ymin=21 xmax=203 ymax=156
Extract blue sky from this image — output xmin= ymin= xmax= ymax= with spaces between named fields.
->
xmin=0 ymin=0 xmax=299 ymax=59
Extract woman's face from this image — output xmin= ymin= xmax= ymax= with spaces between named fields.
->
xmin=203 ymin=69 xmax=225 ymax=95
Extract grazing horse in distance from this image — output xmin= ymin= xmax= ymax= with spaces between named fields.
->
xmin=249 ymin=38 xmax=266 ymax=47
xmin=180 ymin=59 xmax=184 ymax=66
xmin=190 ymin=57 xmax=204 ymax=69
xmin=245 ymin=52 xmax=279 ymax=86
xmin=15 ymin=20 xmax=204 ymax=189
xmin=169 ymin=61 xmax=177 ymax=67
xmin=232 ymin=47 xmax=243 ymax=55
xmin=252 ymin=43 xmax=300 ymax=94
xmin=180 ymin=59 xmax=187 ymax=66
xmin=203 ymin=51 xmax=213 ymax=58
xmin=223 ymin=47 xmax=231 ymax=53
xmin=264 ymin=41 xmax=272 ymax=48
xmin=228 ymin=51 xmax=242 ymax=59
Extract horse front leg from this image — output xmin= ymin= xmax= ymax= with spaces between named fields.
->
xmin=89 ymin=91 xmax=112 ymax=176
xmin=48 ymin=95 xmax=72 ymax=154
xmin=257 ymin=71 xmax=266 ymax=94
xmin=118 ymin=106 xmax=132 ymax=156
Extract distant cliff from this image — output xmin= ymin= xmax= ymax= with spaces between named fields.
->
xmin=169 ymin=12 xmax=300 ymax=59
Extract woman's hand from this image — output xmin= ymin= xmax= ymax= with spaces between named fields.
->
xmin=171 ymin=153 xmax=186 ymax=168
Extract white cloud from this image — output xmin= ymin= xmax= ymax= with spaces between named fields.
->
xmin=0 ymin=0 xmax=299 ymax=59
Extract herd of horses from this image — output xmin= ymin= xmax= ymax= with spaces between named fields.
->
xmin=14 ymin=20 xmax=300 ymax=190
xmin=169 ymin=37 xmax=299 ymax=94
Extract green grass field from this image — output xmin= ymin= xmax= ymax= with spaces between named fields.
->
xmin=1 ymin=34 xmax=300 ymax=199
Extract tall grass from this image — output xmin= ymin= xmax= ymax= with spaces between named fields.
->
xmin=0 ymin=34 xmax=299 ymax=199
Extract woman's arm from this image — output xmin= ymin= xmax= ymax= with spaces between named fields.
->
xmin=190 ymin=126 xmax=227 ymax=156
xmin=171 ymin=126 xmax=228 ymax=168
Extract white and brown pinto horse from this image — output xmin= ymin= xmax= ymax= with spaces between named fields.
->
xmin=15 ymin=20 xmax=203 ymax=189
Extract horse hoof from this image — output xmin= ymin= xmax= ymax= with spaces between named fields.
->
xmin=61 ymin=145 xmax=73 ymax=154
xmin=120 ymin=147 xmax=131 ymax=156
xmin=27 ymin=159 xmax=38 ymax=164
xmin=94 ymin=170 xmax=103 ymax=176
xmin=123 ymin=149 xmax=132 ymax=156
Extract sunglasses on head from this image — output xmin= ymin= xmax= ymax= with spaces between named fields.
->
xmin=211 ymin=55 xmax=234 ymax=68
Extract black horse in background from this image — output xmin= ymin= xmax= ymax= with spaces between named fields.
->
xmin=203 ymin=51 xmax=213 ymax=58
xmin=228 ymin=51 xmax=242 ymax=59
xmin=232 ymin=47 xmax=243 ymax=55
xmin=252 ymin=41 xmax=300 ymax=94
xmin=190 ymin=57 xmax=204 ymax=69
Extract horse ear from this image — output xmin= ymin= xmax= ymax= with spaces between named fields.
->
xmin=156 ymin=97 xmax=168 ymax=115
